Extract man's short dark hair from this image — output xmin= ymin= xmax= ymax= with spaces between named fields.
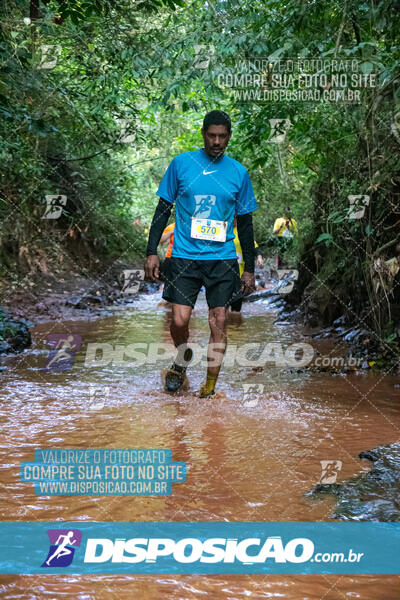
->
xmin=284 ymin=205 xmax=291 ymax=213
xmin=203 ymin=110 xmax=231 ymax=132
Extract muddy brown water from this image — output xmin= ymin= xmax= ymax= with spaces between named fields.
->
xmin=1 ymin=291 xmax=399 ymax=599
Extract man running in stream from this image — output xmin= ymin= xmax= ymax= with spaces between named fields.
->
xmin=145 ymin=110 xmax=258 ymax=397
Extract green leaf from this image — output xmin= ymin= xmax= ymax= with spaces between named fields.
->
xmin=316 ymin=233 xmax=334 ymax=246
xmin=327 ymin=210 xmax=346 ymax=224
xmin=360 ymin=61 xmax=374 ymax=74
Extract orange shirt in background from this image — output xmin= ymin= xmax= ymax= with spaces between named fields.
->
xmin=163 ymin=223 xmax=175 ymax=258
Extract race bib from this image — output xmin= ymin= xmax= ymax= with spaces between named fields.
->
xmin=191 ymin=218 xmax=227 ymax=242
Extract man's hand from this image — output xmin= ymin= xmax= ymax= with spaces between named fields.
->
xmin=256 ymin=255 xmax=264 ymax=269
xmin=145 ymin=255 xmax=160 ymax=282
xmin=241 ymin=271 xmax=256 ymax=296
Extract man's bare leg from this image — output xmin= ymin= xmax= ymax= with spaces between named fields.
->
xmin=199 ymin=306 xmax=227 ymax=397
xmin=165 ymin=303 xmax=193 ymax=392
xmin=170 ymin=303 xmax=192 ymax=348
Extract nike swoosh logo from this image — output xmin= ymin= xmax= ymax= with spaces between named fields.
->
xmin=203 ymin=169 xmax=217 ymax=175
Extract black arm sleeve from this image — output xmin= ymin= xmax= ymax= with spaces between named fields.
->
xmin=237 ymin=212 xmax=255 ymax=273
xmin=146 ymin=198 xmax=173 ymax=256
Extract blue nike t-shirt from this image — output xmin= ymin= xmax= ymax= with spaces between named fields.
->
xmin=156 ymin=148 xmax=258 ymax=260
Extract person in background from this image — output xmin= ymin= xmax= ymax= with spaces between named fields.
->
xmin=272 ymin=205 xmax=298 ymax=268
xmin=160 ymin=222 xmax=175 ymax=282
xmin=161 ymin=222 xmax=175 ymax=257
xmin=230 ymin=217 xmax=264 ymax=313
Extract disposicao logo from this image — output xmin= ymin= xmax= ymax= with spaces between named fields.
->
xmin=34 ymin=527 xmax=367 ymax=572
xmin=41 ymin=529 xmax=82 ymax=567
xmin=83 ymin=536 xmax=314 ymax=564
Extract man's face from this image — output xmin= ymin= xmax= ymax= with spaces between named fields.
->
xmin=202 ymin=124 xmax=231 ymax=158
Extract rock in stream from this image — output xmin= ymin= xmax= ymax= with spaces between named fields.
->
xmin=306 ymin=442 xmax=400 ymax=521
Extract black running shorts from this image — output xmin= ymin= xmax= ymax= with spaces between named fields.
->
xmin=162 ymin=258 xmax=242 ymax=309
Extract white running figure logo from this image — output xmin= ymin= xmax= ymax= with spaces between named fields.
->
xmin=193 ymin=194 xmax=217 ymax=218
xmin=46 ymin=335 xmax=75 ymax=369
xmin=46 ymin=531 xmax=77 ymax=566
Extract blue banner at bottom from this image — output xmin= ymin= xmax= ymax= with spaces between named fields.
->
xmin=1 ymin=522 xmax=399 ymax=574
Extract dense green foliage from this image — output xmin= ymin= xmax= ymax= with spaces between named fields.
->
xmin=1 ymin=0 xmax=399 ymax=342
